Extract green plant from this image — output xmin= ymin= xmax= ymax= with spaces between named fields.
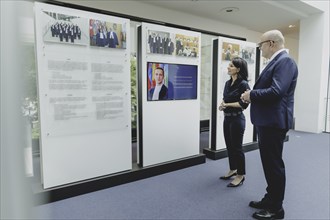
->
xmin=21 ymin=43 xmax=39 ymax=140
xmin=130 ymin=55 xmax=137 ymax=128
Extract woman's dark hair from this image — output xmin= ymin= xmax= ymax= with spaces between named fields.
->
xmin=232 ymin=57 xmax=248 ymax=81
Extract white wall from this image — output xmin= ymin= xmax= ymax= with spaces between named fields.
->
xmin=284 ymin=37 xmax=299 ymax=63
xmin=295 ymin=1 xmax=329 ymax=133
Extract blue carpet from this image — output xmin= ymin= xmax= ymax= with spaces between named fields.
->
xmin=34 ymin=130 xmax=330 ymax=219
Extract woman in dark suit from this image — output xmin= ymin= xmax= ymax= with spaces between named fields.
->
xmin=219 ymin=57 xmax=250 ymax=187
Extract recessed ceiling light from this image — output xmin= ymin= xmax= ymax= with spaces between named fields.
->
xmin=220 ymin=7 xmax=239 ymax=13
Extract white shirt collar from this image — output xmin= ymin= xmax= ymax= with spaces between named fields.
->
xmin=260 ymin=49 xmax=287 ymax=74
xmin=269 ymin=48 xmax=287 ymax=63
xmin=152 ymin=83 xmax=164 ymax=100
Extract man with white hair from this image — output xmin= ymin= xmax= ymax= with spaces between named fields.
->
xmin=241 ymin=30 xmax=298 ymax=220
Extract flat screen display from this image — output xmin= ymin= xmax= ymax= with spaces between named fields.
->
xmin=147 ymin=62 xmax=198 ymax=101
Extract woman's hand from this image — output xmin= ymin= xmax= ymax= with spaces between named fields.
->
xmin=219 ymin=101 xmax=227 ymax=111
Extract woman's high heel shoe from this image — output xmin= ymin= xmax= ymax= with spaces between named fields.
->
xmin=227 ymin=176 xmax=245 ymax=187
xmin=219 ymin=171 xmax=237 ymax=180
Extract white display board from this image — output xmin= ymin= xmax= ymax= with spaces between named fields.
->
xmin=35 ymin=2 xmax=132 ymax=188
xmin=139 ymin=22 xmax=201 ymax=167
xmin=214 ymin=37 xmax=256 ymax=150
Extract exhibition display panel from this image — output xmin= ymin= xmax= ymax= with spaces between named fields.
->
xmin=138 ymin=23 xmax=201 ymax=167
xmin=34 ymin=2 xmax=132 ymax=188
xmin=210 ymin=37 xmax=257 ymax=151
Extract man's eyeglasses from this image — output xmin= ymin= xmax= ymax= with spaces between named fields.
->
xmin=257 ymin=40 xmax=273 ymax=48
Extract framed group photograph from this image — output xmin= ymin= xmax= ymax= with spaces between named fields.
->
xmin=42 ymin=11 xmax=88 ymax=46
xmin=89 ymin=19 xmax=127 ymax=49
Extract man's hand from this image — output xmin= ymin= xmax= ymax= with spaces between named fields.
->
xmin=241 ymin=89 xmax=251 ymax=103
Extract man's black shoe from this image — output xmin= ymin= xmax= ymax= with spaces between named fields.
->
xmin=249 ymin=200 xmax=270 ymax=209
xmin=252 ymin=208 xmax=285 ymax=220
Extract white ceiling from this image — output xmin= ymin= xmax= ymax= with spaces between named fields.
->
xmin=140 ymin=0 xmax=322 ymax=39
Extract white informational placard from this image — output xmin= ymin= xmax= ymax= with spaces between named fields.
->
xmin=35 ymin=2 xmax=132 ymax=188
xmin=215 ymin=37 xmax=256 ymax=150
xmin=139 ymin=22 xmax=201 ymax=167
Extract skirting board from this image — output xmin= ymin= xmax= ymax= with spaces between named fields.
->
xmin=34 ymin=154 xmax=206 ymax=205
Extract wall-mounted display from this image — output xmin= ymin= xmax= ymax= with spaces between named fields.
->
xmin=89 ymin=19 xmax=126 ymax=48
xmin=138 ymin=22 xmax=201 ymax=167
xmin=35 ymin=2 xmax=132 ymax=189
xmin=147 ymin=62 xmax=198 ymax=101
xmin=210 ymin=37 xmax=257 ymax=151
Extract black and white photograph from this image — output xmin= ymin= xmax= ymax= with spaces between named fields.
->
xmin=42 ymin=11 xmax=88 ymax=45
xmin=240 ymin=45 xmax=255 ymax=64
xmin=147 ymin=30 xmax=173 ymax=55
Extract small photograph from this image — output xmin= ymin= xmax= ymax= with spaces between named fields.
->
xmin=147 ymin=30 xmax=174 ymax=55
xmin=175 ymin=34 xmax=199 ymax=57
xmin=42 ymin=11 xmax=88 ymax=45
xmin=89 ymin=19 xmax=127 ymax=49
xmin=222 ymin=42 xmax=240 ymax=61
xmin=240 ymin=45 xmax=255 ymax=64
